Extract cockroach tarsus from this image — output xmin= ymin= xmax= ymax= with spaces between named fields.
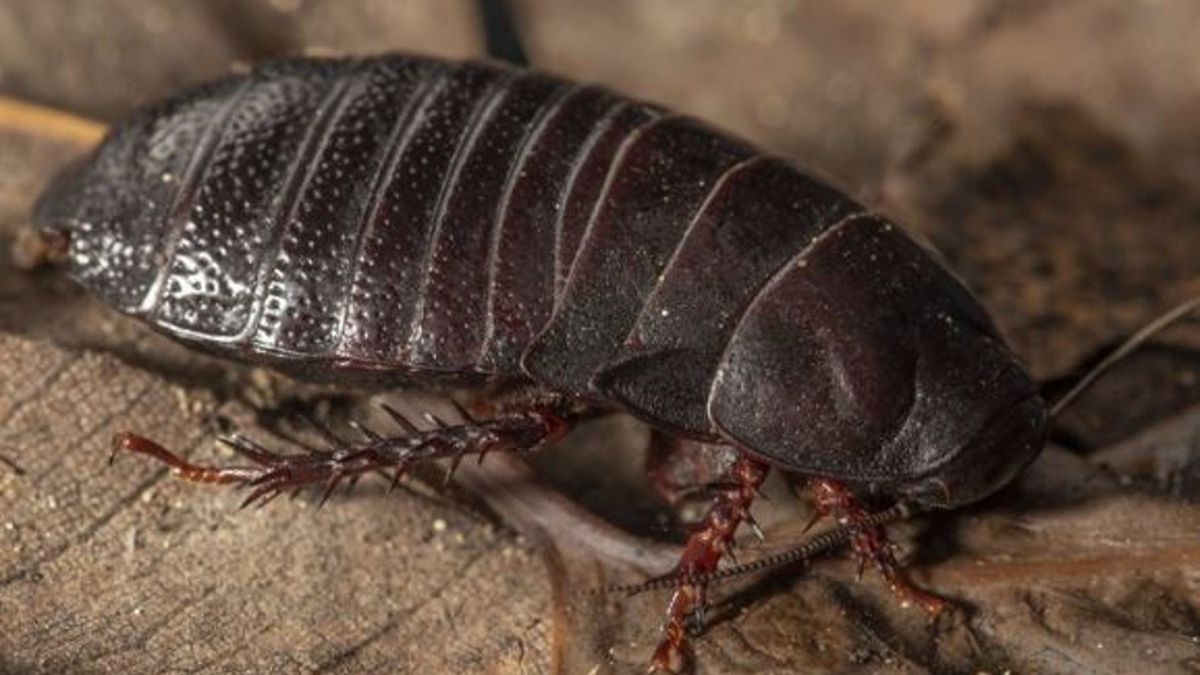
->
xmin=30 ymin=51 xmax=1199 ymax=672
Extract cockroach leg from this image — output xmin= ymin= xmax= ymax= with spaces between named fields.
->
xmin=111 ymin=432 xmax=263 ymax=484
xmin=111 ymin=402 xmax=576 ymax=509
xmin=649 ymin=452 xmax=768 ymax=674
xmin=808 ymin=478 xmax=946 ymax=615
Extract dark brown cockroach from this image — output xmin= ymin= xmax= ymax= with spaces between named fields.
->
xmin=37 ymin=51 xmax=1188 ymax=671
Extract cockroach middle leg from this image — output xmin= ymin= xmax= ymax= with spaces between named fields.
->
xmin=111 ymin=397 xmax=577 ymax=508
xmin=649 ymin=452 xmax=768 ymax=674
xmin=807 ymin=478 xmax=946 ymax=615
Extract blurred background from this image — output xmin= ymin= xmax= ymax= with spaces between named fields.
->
xmin=1 ymin=2 xmax=1199 ymax=673
xmin=3 ymin=1 xmax=1200 ymax=190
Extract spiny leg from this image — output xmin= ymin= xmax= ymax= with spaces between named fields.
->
xmin=806 ymin=478 xmax=945 ymax=614
xmin=649 ymin=452 xmax=768 ymax=674
xmin=111 ymin=397 xmax=575 ymax=508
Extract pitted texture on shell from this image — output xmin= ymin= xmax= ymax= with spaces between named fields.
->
xmin=251 ymin=59 xmax=440 ymax=354
xmin=33 ymin=75 xmax=243 ymax=311
xmin=35 ymin=55 xmax=661 ymax=378
xmin=476 ymin=85 xmax=625 ymax=371
xmin=404 ymin=71 xmax=567 ymax=371
xmin=154 ymin=60 xmax=347 ymax=338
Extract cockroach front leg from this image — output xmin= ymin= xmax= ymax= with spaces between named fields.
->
xmin=111 ymin=400 xmax=574 ymax=508
xmin=807 ymin=478 xmax=946 ymax=614
xmin=649 ymin=452 xmax=768 ymax=674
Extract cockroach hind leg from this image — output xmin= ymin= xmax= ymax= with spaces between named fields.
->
xmin=865 ymin=532 xmax=949 ymax=617
xmin=110 ymin=402 xmax=577 ymax=509
xmin=808 ymin=478 xmax=948 ymax=616
xmin=110 ymin=431 xmax=257 ymax=485
xmin=879 ymin=558 xmax=949 ymax=616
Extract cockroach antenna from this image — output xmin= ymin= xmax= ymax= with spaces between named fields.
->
xmin=1048 ymin=295 xmax=1200 ymax=418
xmin=597 ymin=502 xmax=918 ymax=597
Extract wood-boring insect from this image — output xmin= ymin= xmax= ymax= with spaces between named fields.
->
xmin=28 ymin=49 xmax=1196 ymax=671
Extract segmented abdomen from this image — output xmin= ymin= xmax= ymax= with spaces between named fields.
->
xmin=59 ymin=54 xmax=864 ymax=436
xmin=113 ymin=55 xmax=630 ymax=374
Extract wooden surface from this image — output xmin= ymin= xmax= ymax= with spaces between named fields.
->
xmin=2 ymin=2 xmax=1200 ymax=673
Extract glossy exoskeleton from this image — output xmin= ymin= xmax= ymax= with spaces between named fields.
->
xmin=33 ymin=53 xmax=1046 ymax=670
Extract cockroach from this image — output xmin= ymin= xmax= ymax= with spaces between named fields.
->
xmin=28 ymin=51 xmax=1199 ymax=672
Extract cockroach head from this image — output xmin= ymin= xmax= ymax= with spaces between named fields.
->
xmin=708 ymin=215 xmax=1047 ymax=510
xmin=899 ymin=394 xmax=1047 ymax=509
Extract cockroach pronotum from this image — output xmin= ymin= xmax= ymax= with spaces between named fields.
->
xmin=28 ymin=51 xmax=1199 ymax=672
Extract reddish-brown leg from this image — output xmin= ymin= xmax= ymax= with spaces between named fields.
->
xmin=808 ymin=478 xmax=945 ymax=614
xmin=649 ymin=452 xmax=768 ymax=673
xmin=111 ymin=400 xmax=574 ymax=508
